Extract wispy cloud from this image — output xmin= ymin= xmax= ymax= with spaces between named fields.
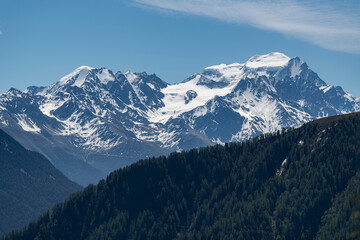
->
xmin=133 ymin=0 xmax=360 ymax=54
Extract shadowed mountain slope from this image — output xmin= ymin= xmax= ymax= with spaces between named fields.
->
xmin=0 ymin=129 xmax=82 ymax=236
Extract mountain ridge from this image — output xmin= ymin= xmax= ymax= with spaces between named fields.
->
xmin=0 ymin=52 xmax=359 ymax=185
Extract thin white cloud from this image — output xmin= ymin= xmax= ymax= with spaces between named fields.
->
xmin=133 ymin=0 xmax=360 ymax=54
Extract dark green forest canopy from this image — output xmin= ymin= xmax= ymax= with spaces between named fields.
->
xmin=4 ymin=112 xmax=360 ymax=240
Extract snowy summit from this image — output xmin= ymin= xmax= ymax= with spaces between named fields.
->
xmin=245 ymin=52 xmax=291 ymax=68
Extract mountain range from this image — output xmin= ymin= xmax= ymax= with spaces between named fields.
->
xmin=4 ymin=112 xmax=360 ymax=240
xmin=0 ymin=52 xmax=359 ymax=185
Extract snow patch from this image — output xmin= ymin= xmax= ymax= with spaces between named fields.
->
xmin=344 ymin=92 xmax=355 ymax=102
xmin=298 ymin=100 xmax=305 ymax=107
xmin=276 ymin=158 xmax=288 ymax=176
xmin=16 ymin=114 xmax=41 ymax=133
xmin=39 ymin=100 xmax=66 ymax=117
xmin=213 ymin=138 xmax=225 ymax=145
xmin=204 ymin=63 xmax=245 ymax=81
xmin=0 ymin=120 xmax=9 ymax=126
xmin=125 ymin=71 xmax=138 ymax=84
xmin=147 ymin=83 xmax=156 ymax=90
xmin=58 ymin=66 xmax=94 ymax=87
xmin=72 ymin=67 xmax=92 ymax=87
xmin=0 ymin=114 xmax=9 ymax=127
xmin=97 ymin=69 xmax=115 ymax=84
xmin=320 ymin=85 xmax=333 ymax=93
xmin=147 ymin=74 xmax=240 ymax=123
xmin=290 ymin=60 xmax=303 ymax=78
xmin=245 ymin=52 xmax=290 ymax=69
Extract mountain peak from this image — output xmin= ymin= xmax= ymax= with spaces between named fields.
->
xmin=7 ymin=87 xmax=22 ymax=94
xmin=76 ymin=65 xmax=94 ymax=71
xmin=58 ymin=66 xmax=95 ymax=87
xmin=245 ymin=52 xmax=291 ymax=69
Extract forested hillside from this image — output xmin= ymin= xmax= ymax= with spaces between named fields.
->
xmin=4 ymin=113 xmax=360 ymax=240
xmin=0 ymin=129 xmax=82 ymax=236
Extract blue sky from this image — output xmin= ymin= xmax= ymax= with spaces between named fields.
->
xmin=0 ymin=0 xmax=359 ymax=96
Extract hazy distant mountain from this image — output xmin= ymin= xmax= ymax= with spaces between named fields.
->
xmin=0 ymin=52 xmax=359 ymax=185
xmin=0 ymin=128 xmax=81 ymax=236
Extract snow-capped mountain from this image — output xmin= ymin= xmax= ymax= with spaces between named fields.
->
xmin=0 ymin=52 xmax=359 ymax=185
